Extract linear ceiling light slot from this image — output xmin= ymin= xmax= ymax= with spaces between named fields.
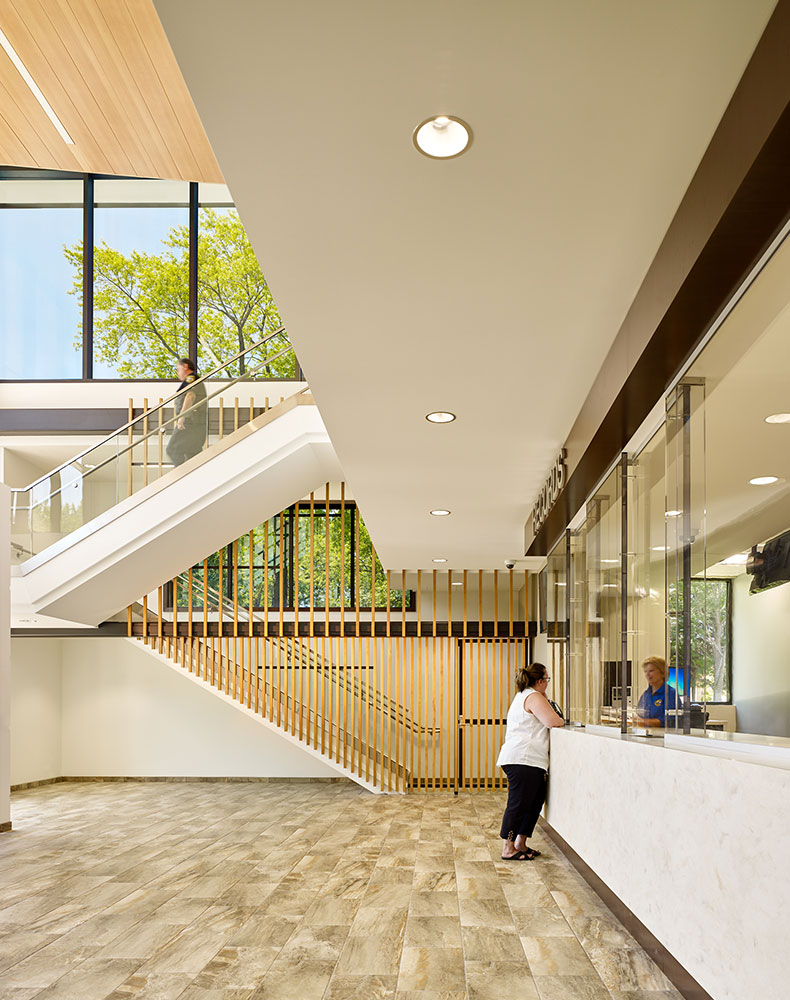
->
xmin=0 ymin=27 xmax=74 ymax=144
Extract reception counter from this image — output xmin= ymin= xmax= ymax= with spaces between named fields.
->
xmin=544 ymin=726 xmax=790 ymax=1000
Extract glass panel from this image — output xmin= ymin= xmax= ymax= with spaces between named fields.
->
xmin=544 ymin=533 xmax=567 ymax=715
xmin=93 ymin=179 xmax=191 ymax=378
xmin=0 ymin=175 xmax=83 ymax=378
xmin=195 ymin=185 xmax=292 ymax=379
xmin=631 ymin=426 xmax=670 ymax=730
xmin=582 ymin=464 xmax=623 ymax=727
xmin=665 ymin=380 xmax=707 ymax=733
xmin=682 ymin=234 xmax=790 ymax=739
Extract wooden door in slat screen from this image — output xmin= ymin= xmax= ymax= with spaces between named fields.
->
xmin=459 ymin=639 xmax=524 ymax=790
xmin=402 ymin=636 xmax=455 ymax=791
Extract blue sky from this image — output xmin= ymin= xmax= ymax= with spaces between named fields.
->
xmin=1 ymin=206 xmax=186 ymax=379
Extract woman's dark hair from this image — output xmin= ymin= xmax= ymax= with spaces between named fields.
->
xmin=515 ymin=662 xmax=547 ymax=692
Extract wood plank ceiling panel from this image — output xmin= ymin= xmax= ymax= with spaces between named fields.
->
xmin=0 ymin=0 xmax=223 ymax=181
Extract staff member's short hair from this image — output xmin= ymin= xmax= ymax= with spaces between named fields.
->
xmin=642 ymin=655 xmax=666 ymax=676
xmin=178 ymin=358 xmax=196 ymax=372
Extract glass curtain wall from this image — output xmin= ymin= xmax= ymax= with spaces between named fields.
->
xmin=0 ymin=170 xmax=292 ymax=380
xmin=0 ymin=174 xmax=83 ymax=378
xmin=197 ymin=184 xmax=292 ymax=379
xmin=93 ymin=179 xmax=190 ymax=378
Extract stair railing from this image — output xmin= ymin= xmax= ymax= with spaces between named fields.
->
xmin=10 ymin=330 xmax=302 ymax=560
xmin=172 ymin=571 xmax=437 ymax=736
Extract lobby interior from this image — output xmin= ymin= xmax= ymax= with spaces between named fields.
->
xmin=2 ymin=2 xmax=790 ymax=999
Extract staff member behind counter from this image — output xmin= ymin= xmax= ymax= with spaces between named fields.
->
xmin=637 ymin=655 xmax=678 ymax=727
xmin=166 ymin=358 xmax=207 ymax=467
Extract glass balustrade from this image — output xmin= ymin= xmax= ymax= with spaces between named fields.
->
xmin=10 ymin=332 xmax=300 ymax=560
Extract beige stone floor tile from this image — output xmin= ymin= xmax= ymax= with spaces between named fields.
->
xmin=395 ymin=992 xmax=466 ymax=1000
xmin=334 ymin=931 xmax=403 ymax=976
xmin=609 ymin=992 xmax=685 ymax=1000
xmin=404 ymin=915 xmax=462 ymax=948
xmin=28 ymin=957 xmax=140 ymax=999
xmin=397 ymin=946 xmax=466 ymax=992
xmin=511 ymin=902 xmax=575 ymax=937
xmin=4 ymin=782 xmax=679 ymax=1000
xmin=0 ymin=928 xmax=59 ymax=974
xmin=302 ymin=895 xmax=360 ymax=926
xmin=248 ymin=958 xmax=335 ymax=999
xmin=277 ymin=924 xmax=350 ymax=962
xmin=462 ymin=925 xmax=524 ymax=962
xmin=521 ymin=935 xmax=597 ymax=977
xmin=350 ymin=905 xmax=409 ymax=939
xmin=465 ymin=959 xmax=540 ymax=999
xmin=191 ymin=944 xmax=282 ymax=989
xmin=458 ymin=894 xmax=515 ymax=928
xmin=324 ymin=973 xmax=398 ymax=999
xmin=409 ymin=891 xmax=460 ymax=917
xmin=583 ymin=945 xmax=672 ymax=993
xmin=178 ymin=987 xmax=254 ymax=1000
xmin=411 ymin=871 xmax=455 ymax=892
xmin=532 ymin=974 xmax=611 ymax=999
xmin=106 ymin=971 xmax=195 ymax=999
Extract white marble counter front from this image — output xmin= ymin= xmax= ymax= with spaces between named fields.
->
xmin=545 ymin=726 xmax=790 ymax=1000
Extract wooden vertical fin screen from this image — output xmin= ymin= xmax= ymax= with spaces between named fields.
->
xmin=131 ymin=488 xmax=535 ymax=795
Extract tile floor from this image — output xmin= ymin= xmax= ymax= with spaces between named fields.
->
xmin=0 ymin=781 xmax=683 ymax=1000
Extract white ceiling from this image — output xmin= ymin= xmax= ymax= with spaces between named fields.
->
xmin=155 ymin=0 xmax=776 ymax=572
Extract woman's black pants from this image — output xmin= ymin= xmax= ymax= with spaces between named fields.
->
xmin=499 ymin=764 xmax=547 ymax=840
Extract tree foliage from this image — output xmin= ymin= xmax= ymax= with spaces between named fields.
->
xmin=668 ymin=579 xmax=730 ymax=702
xmin=66 ymin=208 xmax=292 ymax=378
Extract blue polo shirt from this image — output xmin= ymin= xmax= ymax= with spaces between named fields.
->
xmin=637 ymin=682 xmax=678 ymax=724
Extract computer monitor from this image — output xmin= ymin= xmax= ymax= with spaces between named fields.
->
xmin=667 ymin=667 xmax=684 ymax=695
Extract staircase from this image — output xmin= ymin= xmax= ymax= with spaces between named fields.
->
xmin=133 ymin=631 xmax=422 ymax=793
xmin=10 ymin=336 xmax=342 ymax=627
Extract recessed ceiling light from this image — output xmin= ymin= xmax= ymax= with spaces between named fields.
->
xmin=0 ymin=28 xmax=74 ymax=144
xmin=425 ymin=411 xmax=456 ymax=423
xmin=602 ymin=584 xmax=618 ymax=589
xmin=665 ymin=509 xmax=682 ymax=517
xmin=430 ymin=509 xmax=451 ymax=516
xmin=749 ymin=476 xmax=780 ymax=486
xmin=413 ymin=115 xmax=472 ymax=159
xmin=452 ymin=581 xmax=463 ymax=586
xmin=432 ymin=558 xmax=447 ymax=563
xmin=765 ymin=413 xmax=790 ymax=424
xmin=722 ymin=552 xmax=749 ymax=565
xmin=601 ymin=559 xmax=619 ymax=564
xmin=652 ymin=546 xmax=667 ymax=552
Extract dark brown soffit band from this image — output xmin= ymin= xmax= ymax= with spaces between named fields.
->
xmin=528 ymin=97 xmax=790 ymax=557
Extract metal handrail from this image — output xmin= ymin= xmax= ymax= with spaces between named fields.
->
xmin=183 ymin=573 xmax=437 ymax=735
xmin=12 ymin=327 xmax=288 ymax=495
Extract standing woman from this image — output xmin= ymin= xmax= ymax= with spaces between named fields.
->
xmin=496 ymin=663 xmax=564 ymax=860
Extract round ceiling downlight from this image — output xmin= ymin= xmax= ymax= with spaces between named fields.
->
xmin=432 ymin=558 xmax=447 ymax=563
xmin=749 ymin=476 xmax=780 ymax=486
xmin=413 ymin=116 xmax=472 ymax=159
xmin=430 ymin=509 xmax=451 ymax=517
xmin=426 ymin=411 xmax=456 ymax=423
xmin=765 ymin=413 xmax=790 ymax=424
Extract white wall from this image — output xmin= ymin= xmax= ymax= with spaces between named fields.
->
xmin=10 ymin=638 xmax=62 ymax=786
xmin=546 ymin=727 xmax=790 ymax=1000
xmin=732 ymin=572 xmax=790 ymax=737
xmin=59 ymin=638 xmax=339 ymax=779
xmin=9 ymin=636 xmax=343 ymax=783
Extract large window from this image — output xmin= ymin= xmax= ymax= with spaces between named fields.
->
xmin=91 ymin=180 xmax=190 ymax=378
xmin=0 ymin=174 xmax=83 ymax=378
xmin=0 ymin=169 xmax=293 ymax=381
xmin=668 ymin=579 xmax=731 ymax=703
xmin=171 ymin=503 xmax=413 ymax=613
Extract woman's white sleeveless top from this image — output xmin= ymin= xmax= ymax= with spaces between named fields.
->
xmin=496 ymin=689 xmax=549 ymax=770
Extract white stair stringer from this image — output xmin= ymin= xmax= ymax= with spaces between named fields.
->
xmin=127 ymin=637 xmax=385 ymax=794
xmin=12 ymin=395 xmax=342 ymax=627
